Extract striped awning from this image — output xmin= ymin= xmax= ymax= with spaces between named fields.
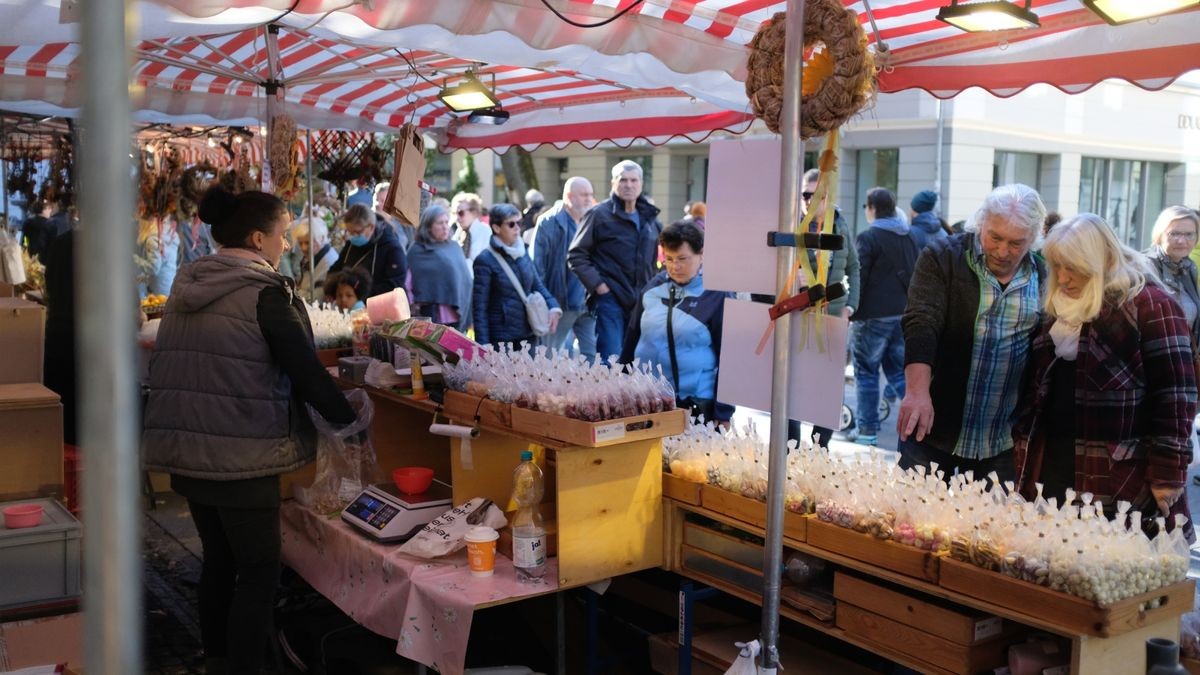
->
xmin=0 ymin=1 xmax=1195 ymax=151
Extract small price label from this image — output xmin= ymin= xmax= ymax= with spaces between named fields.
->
xmin=592 ymin=422 xmax=626 ymax=443
xmin=973 ymin=616 xmax=1002 ymax=640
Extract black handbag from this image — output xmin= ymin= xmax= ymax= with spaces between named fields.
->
xmin=666 ymin=284 xmax=716 ymax=422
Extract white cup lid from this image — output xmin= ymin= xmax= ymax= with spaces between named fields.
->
xmin=464 ymin=525 xmax=498 ymax=542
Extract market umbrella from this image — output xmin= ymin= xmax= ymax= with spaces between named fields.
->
xmin=0 ymin=1 xmax=1197 ymax=150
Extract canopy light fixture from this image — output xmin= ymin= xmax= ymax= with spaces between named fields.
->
xmin=438 ymin=71 xmax=499 ymax=113
xmin=467 ymin=106 xmax=510 ymax=126
xmin=1082 ymin=0 xmax=1199 ymax=24
xmin=936 ymin=0 xmax=1040 ymax=31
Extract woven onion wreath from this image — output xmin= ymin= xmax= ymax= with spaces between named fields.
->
xmin=746 ymin=3 xmax=875 ymax=138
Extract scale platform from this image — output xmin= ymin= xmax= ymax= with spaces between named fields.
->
xmin=341 ymin=480 xmax=453 ymax=543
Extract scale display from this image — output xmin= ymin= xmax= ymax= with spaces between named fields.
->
xmin=341 ymin=480 xmax=453 ymax=543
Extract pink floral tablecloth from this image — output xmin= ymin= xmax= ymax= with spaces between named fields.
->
xmin=280 ymin=501 xmax=558 ymax=675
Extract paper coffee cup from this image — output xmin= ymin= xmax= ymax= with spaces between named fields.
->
xmin=464 ymin=526 xmax=499 ymax=577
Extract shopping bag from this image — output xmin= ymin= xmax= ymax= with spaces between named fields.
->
xmin=0 ymin=229 xmax=26 ymax=286
xmin=724 ymin=639 xmax=761 ymax=675
xmin=384 ymin=123 xmax=426 ymax=226
xmin=300 ymin=388 xmax=381 ymax=514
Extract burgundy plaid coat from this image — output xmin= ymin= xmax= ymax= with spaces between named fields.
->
xmin=1014 ymin=284 xmax=1196 ymax=535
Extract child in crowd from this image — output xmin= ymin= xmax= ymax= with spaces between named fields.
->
xmin=323 ymin=266 xmax=372 ymax=312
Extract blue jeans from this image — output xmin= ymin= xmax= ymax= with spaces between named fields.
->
xmin=541 ymin=309 xmax=597 ymax=357
xmin=594 ymin=293 xmax=628 ymax=361
xmin=851 ymin=316 xmax=906 ymax=435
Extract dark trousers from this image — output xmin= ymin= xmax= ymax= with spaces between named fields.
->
xmin=188 ymin=501 xmax=281 ymax=675
xmin=788 ymin=419 xmax=831 ymax=449
xmin=898 ymin=437 xmax=1014 ymax=485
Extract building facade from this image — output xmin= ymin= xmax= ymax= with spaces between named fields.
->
xmin=448 ymin=78 xmax=1200 ymax=250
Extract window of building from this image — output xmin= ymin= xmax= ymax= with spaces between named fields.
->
xmin=685 ymin=155 xmax=708 ymax=203
xmin=853 ymin=148 xmax=899 ymax=233
xmin=993 ymin=151 xmax=1041 ymax=190
xmin=1078 ymin=157 xmax=1169 ymax=249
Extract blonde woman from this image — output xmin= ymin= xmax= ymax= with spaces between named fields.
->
xmin=1144 ymin=206 xmax=1200 ymax=344
xmin=449 ymin=192 xmax=491 ymax=263
xmin=1013 ymin=213 xmax=1195 ymax=541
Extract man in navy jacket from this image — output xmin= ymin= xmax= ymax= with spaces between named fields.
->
xmin=531 ymin=176 xmax=596 ymax=355
xmin=568 ymin=160 xmax=662 ymax=360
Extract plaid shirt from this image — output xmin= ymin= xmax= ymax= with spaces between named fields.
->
xmin=1014 ymin=284 xmax=1196 ymax=525
xmin=955 ymin=239 xmax=1041 ymax=459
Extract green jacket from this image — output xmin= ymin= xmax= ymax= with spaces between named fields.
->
xmin=806 ymin=209 xmax=860 ymax=316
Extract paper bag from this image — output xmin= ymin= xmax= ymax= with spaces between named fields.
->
xmin=384 ymin=124 xmax=426 ymax=226
xmin=398 ymin=497 xmax=508 ymax=559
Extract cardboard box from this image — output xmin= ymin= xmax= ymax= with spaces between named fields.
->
xmin=0 ymin=612 xmax=83 ymax=672
xmin=0 ymin=383 xmax=64 ymax=500
xmin=0 ymin=298 xmax=45 ymax=384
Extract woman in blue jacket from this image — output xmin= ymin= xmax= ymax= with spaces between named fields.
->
xmin=621 ymin=220 xmax=734 ymax=423
xmin=472 ymin=204 xmax=561 ymax=348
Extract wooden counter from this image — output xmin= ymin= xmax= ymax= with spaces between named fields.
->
xmin=664 ymin=491 xmax=1193 ymax=675
xmin=284 ymin=382 xmax=666 ymax=589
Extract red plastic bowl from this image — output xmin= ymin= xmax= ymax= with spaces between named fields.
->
xmin=392 ymin=467 xmax=434 ymax=495
xmin=3 ymin=503 xmax=44 ymax=529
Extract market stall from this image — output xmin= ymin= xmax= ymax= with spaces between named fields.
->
xmin=4 ymin=1 xmax=1200 ymax=673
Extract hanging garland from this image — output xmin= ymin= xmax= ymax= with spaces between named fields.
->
xmin=745 ymin=3 xmax=876 ymax=138
xmin=41 ymin=134 xmax=76 ymax=209
xmin=4 ymin=139 xmax=41 ymax=208
xmin=269 ymin=113 xmax=300 ymax=200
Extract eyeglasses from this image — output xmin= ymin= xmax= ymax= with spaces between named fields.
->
xmin=456 ymin=210 xmax=468 ymax=216
xmin=502 ymin=219 xmax=522 ymax=228
xmin=1166 ymin=231 xmax=1197 ymax=241
xmin=801 ymin=191 xmax=815 ymax=202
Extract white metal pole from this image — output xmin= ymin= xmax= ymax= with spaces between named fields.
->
xmin=79 ymin=0 xmax=142 ymax=672
xmin=307 ymin=129 xmax=316 ymax=300
xmin=760 ymin=1 xmax=805 ymax=671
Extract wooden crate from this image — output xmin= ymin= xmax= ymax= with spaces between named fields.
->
xmin=442 ymin=390 xmax=513 ymax=429
xmin=806 ymin=518 xmax=939 ymax=583
xmin=699 ymin=484 xmax=807 ymax=542
xmin=834 ymin=572 xmax=1015 ymax=646
xmin=510 ymin=406 xmax=686 ymax=448
xmin=836 ymin=603 xmax=1010 ymax=674
xmin=662 ymin=472 xmax=703 ymax=505
xmin=938 ymin=556 xmax=1195 ymax=638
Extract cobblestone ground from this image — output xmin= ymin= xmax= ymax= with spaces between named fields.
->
xmin=144 ymin=503 xmax=206 ymax=674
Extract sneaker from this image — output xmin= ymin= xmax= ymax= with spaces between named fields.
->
xmin=832 ymin=428 xmax=858 ymax=442
xmin=857 ymin=434 xmax=878 ymax=446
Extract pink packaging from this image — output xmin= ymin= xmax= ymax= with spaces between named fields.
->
xmin=366 ymin=288 xmax=411 ymax=324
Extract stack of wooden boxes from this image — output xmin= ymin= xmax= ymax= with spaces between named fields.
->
xmin=0 ymin=296 xmax=82 ymax=671
xmin=0 ymin=297 xmax=63 ymax=502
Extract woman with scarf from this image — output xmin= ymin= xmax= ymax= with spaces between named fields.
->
xmin=1013 ymin=213 xmax=1195 ymax=542
xmin=1144 ymin=206 xmax=1200 ymax=345
xmin=472 ymin=203 xmax=561 ymax=349
xmin=406 ymin=203 xmax=473 ymax=331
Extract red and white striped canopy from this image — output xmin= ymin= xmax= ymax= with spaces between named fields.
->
xmin=0 ymin=1 xmax=1195 ymax=151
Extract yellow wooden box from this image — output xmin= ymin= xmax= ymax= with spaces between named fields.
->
xmin=510 ymin=405 xmax=686 ymax=448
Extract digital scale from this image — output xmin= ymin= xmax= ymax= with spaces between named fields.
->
xmin=340 ymin=480 xmax=454 ymax=543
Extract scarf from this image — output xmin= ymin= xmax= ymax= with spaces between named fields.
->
xmin=407 ymin=240 xmax=472 ymax=326
xmin=492 ymin=235 xmax=526 ymax=260
xmin=1153 ymin=246 xmax=1192 ymax=293
xmin=1046 ymin=290 xmax=1089 ymax=360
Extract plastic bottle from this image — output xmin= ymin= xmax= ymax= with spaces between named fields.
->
xmin=1146 ymin=638 xmax=1188 ymax=674
xmin=510 ymin=450 xmax=546 ymax=582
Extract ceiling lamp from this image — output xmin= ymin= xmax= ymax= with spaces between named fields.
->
xmin=936 ymin=0 xmax=1040 ymax=31
xmin=467 ymin=106 xmax=510 ymax=126
xmin=1082 ymin=0 xmax=1199 ymax=24
xmin=438 ymin=72 xmax=499 ymax=113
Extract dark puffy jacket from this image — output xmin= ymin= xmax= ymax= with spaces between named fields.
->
xmin=855 ymin=217 xmax=921 ymax=320
xmin=143 ymin=254 xmax=354 ymax=481
xmin=330 ymin=222 xmax=408 ymax=297
xmin=532 ymin=201 xmax=587 ymax=312
xmin=472 ymin=240 xmax=560 ymax=347
xmin=567 ymin=193 xmax=662 ymax=313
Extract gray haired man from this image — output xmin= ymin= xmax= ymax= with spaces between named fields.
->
xmin=568 ymin=160 xmax=663 ymax=360
xmin=531 ymin=177 xmax=597 ymax=355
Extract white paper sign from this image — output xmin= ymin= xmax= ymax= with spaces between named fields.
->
xmin=704 ymin=137 xmax=783 ymax=295
xmin=716 ymin=298 xmax=847 ymax=428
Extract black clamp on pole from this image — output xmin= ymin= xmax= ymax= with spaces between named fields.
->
xmin=766 ymin=232 xmax=845 ymax=251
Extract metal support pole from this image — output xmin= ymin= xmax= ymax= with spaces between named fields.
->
xmin=1 ymin=117 xmax=8 ymax=231
xmin=306 ymin=129 xmax=316 ymax=301
xmin=80 ymin=1 xmax=141 ymax=673
xmin=760 ymin=1 xmax=805 ymax=672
